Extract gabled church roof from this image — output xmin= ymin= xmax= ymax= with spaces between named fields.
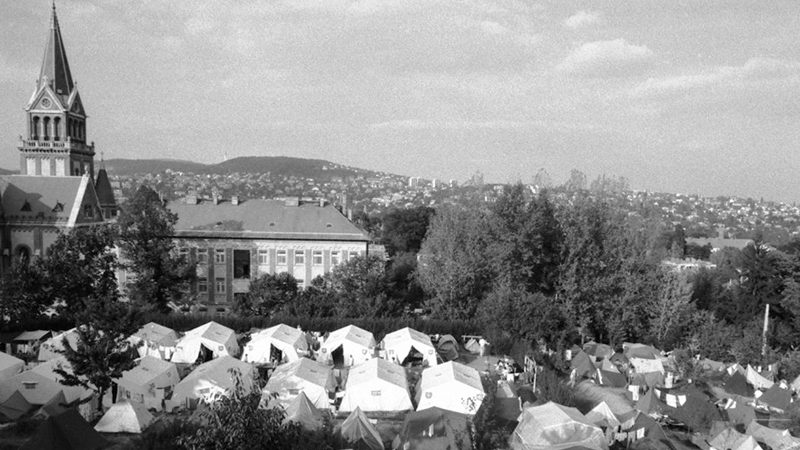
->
xmin=94 ymin=167 xmax=116 ymax=206
xmin=0 ymin=175 xmax=101 ymax=227
xmin=38 ymin=3 xmax=74 ymax=100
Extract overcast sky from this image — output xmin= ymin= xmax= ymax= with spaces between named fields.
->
xmin=1 ymin=1 xmax=798 ymax=201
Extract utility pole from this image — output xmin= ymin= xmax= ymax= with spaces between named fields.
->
xmin=762 ymin=303 xmax=770 ymax=357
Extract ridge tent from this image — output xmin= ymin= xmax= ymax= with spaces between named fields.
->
xmin=416 ymin=361 xmax=485 ymax=416
xmin=583 ymin=342 xmax=614 ymax=360
xmin=600 ymin=358 xmax=621 ymax=373
xmin=94 ymin=400 xmax=154 ymax=433
xmin=585 ymin=401 xmax=621 ymax=429
xmin=340 ymin=406 xmax=384 ymax=450
xmin=382 ymin=327 xmax=437 ymax=367
xmin=170 ymin=321 xmax=239 ymax=364
xmin=33 ymin=391 xmax=69 ymax=420
xmin=595 ymin=368 xmax=627 ymax=388
xmin=171 ymin=355 xmax=254 ymax=407
xmin=624 ymin=411 xmax=670 ymax=445
xmin=318 ymin=325 xmax=375 ymax=367
xmin=116 ymin=356 xmax=180 ymax=411
xmin=37 ymin=328 xmax=79 ymax=362
xmin=709 ymin=427 xmax=762 ymax=450
xmin=758 ymin=384 xmax=792 ymax=413
xmin=623 ymin=343 xmax=662 ymax=360
xmin=392 ymin=407 xmax=471 ymax=450
xmin=510 ymin=401 xmax=608 ymax=450
xmin=635 ymin=389 xmax=664 ymax=415
xmin=746 ymin=365 xmax=774 ymax=390
xmin=465 ymin=338 xmax=482 ymax=354
xmin=660 ymin=389 xmax=722 ymax=433
xmin=725 ymin=371 xmax=755 ymax=398
xmin=0 ymin=351 xmax=24 ymax=379
xmin=282 ymin=391 xmax=324 ymax=431
xmin=263 ymin=357 xmax=336 ymax=410
xmin=20 ymin=409 xmax=108 ymax=450
xmin=0 ymin=358 xmax=91 ymax=406
xmin=746 ymin=421 xmax=800 ymax=450
xmin=340 ymin=358 xmax=413 ymax=412
xmin=0 ymin=390 xmax=31 ymax=421
xmin=725 ymin=401 xmax=756 ymax=426
xmin=242 ymin=324 xmax=308 ymax=364
xmin=130 ymin=322 xmax=179 ymax=360
xmin=571 ymin=351 xmax=596 ymax=380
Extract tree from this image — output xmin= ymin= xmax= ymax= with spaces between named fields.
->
xmin=0 ymin=258 xmax=50 ymax=325
xmin=233 ymin=272 xmax=298 ymax=316
xmin=281 ymin=276 xmax=336 ymax=318
xmin=379 ymin=206 xmax=435 ymax=256
xmin=324 ymin=254 xmax=395 ymax=317
xmin=649 ymin=271 xmax=694 ymax=349
xmin=117 ymin=185 xmax=195 ymax=313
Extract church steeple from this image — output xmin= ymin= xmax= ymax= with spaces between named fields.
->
xmin=38 ymin=2 xmax=74 ymax=98
xmin=19 ymin=2 xmax=95 ymax=178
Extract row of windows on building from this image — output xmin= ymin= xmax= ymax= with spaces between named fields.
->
xmin=179 ymin=248 xmax=360 ymax=267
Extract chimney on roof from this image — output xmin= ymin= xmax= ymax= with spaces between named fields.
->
xmin=231 ymin=195 xmax=239 ymax=206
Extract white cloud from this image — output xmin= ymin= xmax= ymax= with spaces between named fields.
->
xmin=557 ymin=39 xmax=654 ymax=76
xmin=564 ymin=10 xmax=601 ymax=29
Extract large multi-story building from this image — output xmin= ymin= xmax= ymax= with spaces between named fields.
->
xmin=0 ymin=4 xmax=116 ymax=270
xmin=169 ymin=196 xmax=372 ymax=314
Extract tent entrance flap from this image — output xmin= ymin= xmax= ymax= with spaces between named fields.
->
xmin=402 ymin=346 xmax=424 ymax=365
xmin=270 ymin=344 xmax=284 ymax=364
xmin=199 ymin=344 xmax=214 ymax=363
xmin=332 ymin=346 xmax=344 ymax=367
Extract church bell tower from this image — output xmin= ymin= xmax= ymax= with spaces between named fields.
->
xmin=19 ymin=3 xmax=95 ymax=178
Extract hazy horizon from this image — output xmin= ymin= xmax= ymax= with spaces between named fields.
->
xmin=1 ymin=1 xmax=798 ymax=202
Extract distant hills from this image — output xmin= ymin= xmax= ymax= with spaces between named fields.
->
xmin=103 ymin=156 xmax=397 ymax=179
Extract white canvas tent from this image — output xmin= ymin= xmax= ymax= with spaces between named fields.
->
xmin=130 ymin=322 xmax=179 ymax=360
xmin=37 ymin=328 xmax=79 ymax=362
xmin=0 ymin=351 xmax=24 ymax=380
xmin=382 ymin=327 xmax=437 ymax=367
xmin=171 ymin=356 xmax=254 ymax=406
xmin=116 ymin=356 xmax=180 ymax=411
xmin=171 ymin=321 xmax=239 ymax=364
xmin=318 ymin=325 xmax=375 ymax=367
xmin=263 ymin=357 xmax=336 ymax=410
xmin=242 ymin=324 xmax=308 ymax=364
xmin=94 ymin=400 xmax=154 ymax=434
xmin=0 ymin=357 xmax=92 ymax=406
xmin=339 ymin=357 xmax=412 ymax=412
xmin=585 ymin=401 xmax=620 ymax=429
xmin=511 ymin=402 xmax=608 ymax=450
xmin=416 ymin=361 xmax=485 ymax=416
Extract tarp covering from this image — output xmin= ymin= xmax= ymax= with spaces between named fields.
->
xmin=242 ymin=324 xmax=308 ymax=364
xmin=0 ymin=390 xmax=31 ymax=421
xmin=340 ymin=358 xmax=412 ymax=412
xmin=596 ymin=368 xmax=627 ymax=388
xmin=318 ymin=325 xmax=376 ymax=367
xmin=340 ymin=406 xmax=384 ymax=450
xmin=746 ymin=421 xmax=800 ymax=450
xmin=571 ymin=351 xmax=596 ymax=380
xmin=510 ymin=401 xmax=608 ymax=450
xmin=658 ymin=388 xmax=722 ymax=432
xmin=758 ymin=384 xmax=791 ymax=412
xmin=393 ymin=407 xmax=471 ymax=450
xmin=382 ymin=327 xmax=437 ymax=367
xmin=94 ymin=400 xmax=154 ymax=434
xmin=282 ymin=391 xmax=324 ymax=431
xmin=585 ymin=401 xmax=620 ymax=429
xmin=263 ymin=357 xmax=336 ymax=410
xmin=172 ymin=355 xmax=254 ymax=406
xmin=130 ymin=322 xmax=179 ymax=360
xmin=725 ymin=372 xmax=755 ymax=398
xmin=709 ymin=427 xmax=762 ymax=450
xmin=746 ymin=365 xmax=774 ymax=390
xmin=20 ymin=408 xmax=108 ymax=450
xmin=416 ymin=361 xmax=485 ymax=416
xmin=171 ymin=321 xmax=239 ymax=364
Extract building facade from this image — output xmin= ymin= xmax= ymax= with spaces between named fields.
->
xmin=0 ymin=4 xmax=116 ymax=270
xmin=168 ymin=197 xmax=372 ymax=314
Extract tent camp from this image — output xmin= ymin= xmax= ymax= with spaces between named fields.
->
xmin=170 ymin=321 xmax=239 ymax=364
xmin=130 ymin=322 xmax=179 ymax=360
xmin=340 ymin=406 xmax=384 ymax=450
xmin=37 ymin=328 xmax=79 ymax=362
xmin=709 ymin=427 xmax=762 ymax=450
xmin=263 ymin=357 xmax=336 ymax=410
xmin=280 ymin=391 xmax=324 ymax=431
xmin=382 ymin=327 xmax=437 ymax=367
xmin=746 ymin=421 xmax=800 ymax=450
xmin=242 ymin=324 xmax=308 ymax=364
xmin=585 ymin=401 xmax=621 ymax=429
xmin=340 ymin=358 xmax=413 ymax=412
xmin=511 ymin=401 xmax=608 ymax=450
xmin=172 ymin=356 xmax=254 ymax=407
xmin=0 ymin=390 xmax=31 ymax=421
xmin=416 ymin=361 xmax=485 ymax=416
xmin=318 ymin=325 xmax=375 ymax=367
xmin=117 ymin=356 xmax=180 ymax=411
xmin=393 ymin=407 xmax=472 ymax=450
xmin=0 ymin=351 xmax=24 ymax=379
xmin=94 ymin=400 xmax=154 ymax=434
xmin=436 ymin=335 xmax=459 ymax=362
xmin=20 ymin=409 xmax=108 ymax=450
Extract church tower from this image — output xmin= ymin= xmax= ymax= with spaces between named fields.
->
xmin=19 ymin=3 xmax=95 ymax=178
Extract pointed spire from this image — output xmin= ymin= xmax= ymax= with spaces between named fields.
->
xmin=39 ymin=2 xmax=74 ymax=97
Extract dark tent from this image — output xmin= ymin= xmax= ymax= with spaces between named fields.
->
xmin=662 ymin=391 xmax=722 ymax=433
xmin=583 ymin=342 xmax=614 ymax=360
xmin=393 ymin=406 xmax=471 ymax=450
xmin=341 ymin=406 xmax=383 ymax=450
xmin=635 ymin=390 xmax=664 ymax=415
xmin=627 ymin=412 xmax=670 ymax=445
xmin=571 ymin=351 xmax=596 ymax=380
xmin=724 ymin=372 xmax=754 ymax=398
xmin=595 ymin=368 xmax=627 ymax=388
xmin=34 ymin=390 xmax=69 ymax=420
xmin=436 ymin=335 xmax=459 ymax=362
xmin=759 ymin=384 xmax=792 ymax=412
xmin=0 ymin=390 xmax=32 ymax=421
xmin=20 ymin=408 xmax=108 ymax=450
xmin=726 ymin=402 xmax=756 ymax=426
xmin=610 ymin=352 xmax=629 ymax=366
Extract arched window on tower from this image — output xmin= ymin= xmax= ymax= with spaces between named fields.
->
xmin=32 ymin=116 xmax=40 ymax=140
xmin=53 ymin=117 xmax=61 ymax=141
xmin=42 ymin=117 xmax=50 ymax=141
